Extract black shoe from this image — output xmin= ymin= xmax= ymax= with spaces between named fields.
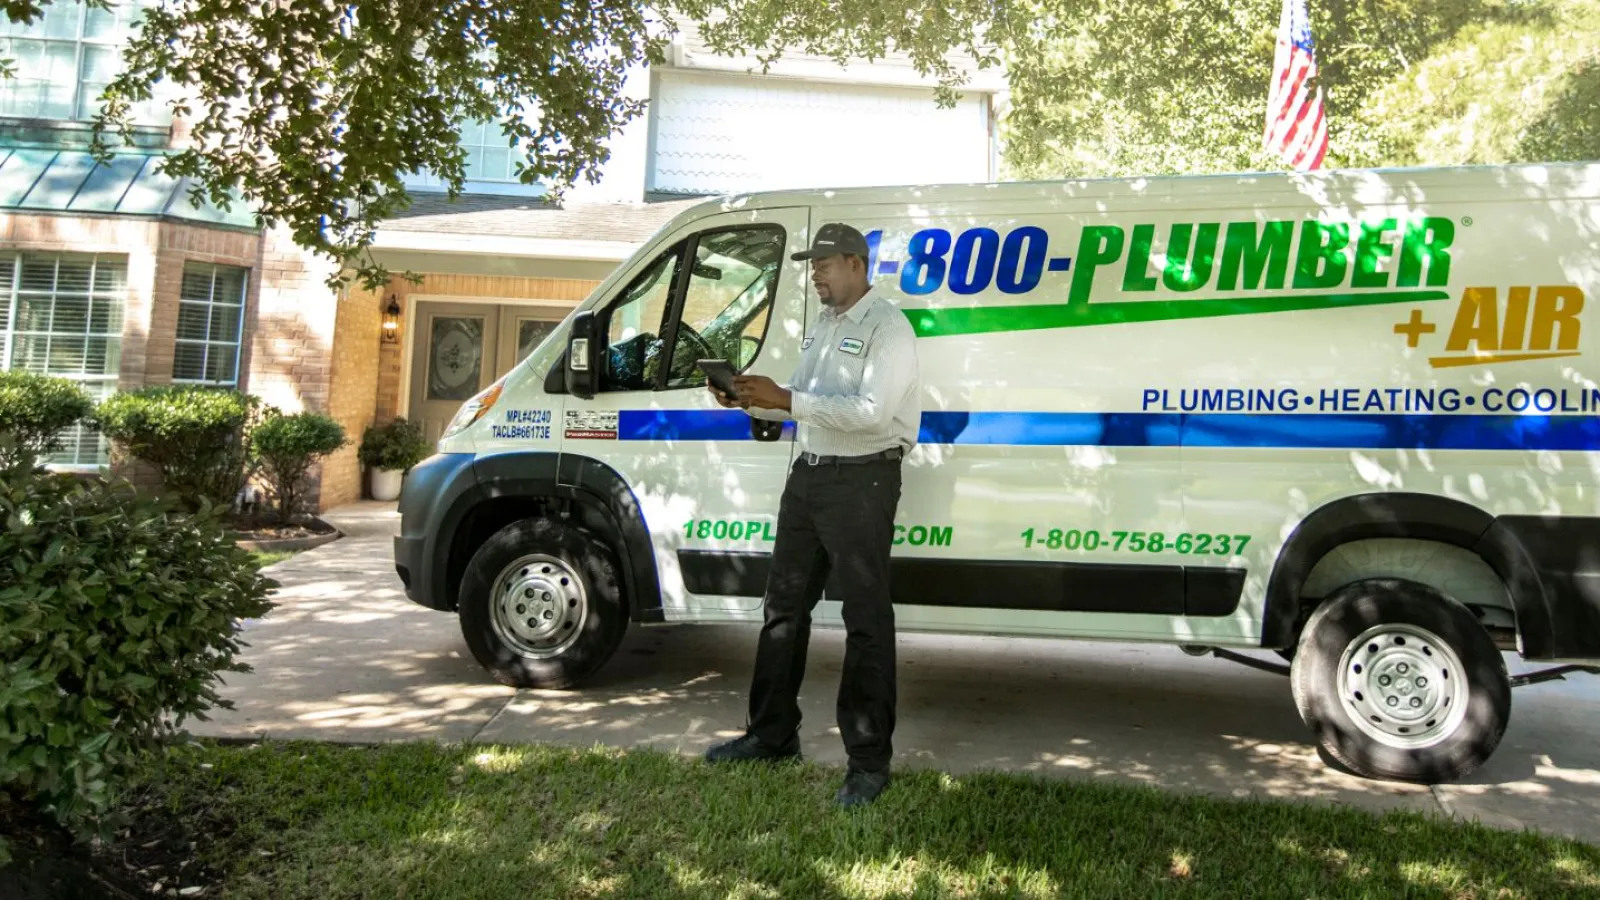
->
xmin=704 ymin=731 xmax=801 ymax=763
xmin=835 ymin=768 xmax=891 ymax=807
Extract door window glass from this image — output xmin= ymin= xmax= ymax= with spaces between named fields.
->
xmin=601 ymin=249 xmax=681 ymax=392
xmin=516 ymin=318 xmax=557 ymax=365
xmin=427 ymin=316 xmax=484 ymax=401
xmin=662 ymin=226 xmax=785 ymax=388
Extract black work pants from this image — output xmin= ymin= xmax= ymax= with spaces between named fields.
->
xmin=747 ymin=456 xmax=902 ymax=773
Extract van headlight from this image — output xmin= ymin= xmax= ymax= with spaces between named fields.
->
xmin=440 ymin=379 xmax=505 ymax=440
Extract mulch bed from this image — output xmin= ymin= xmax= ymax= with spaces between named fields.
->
xmin=0 ymin=801 xmax=219 ymax=900
xmin=226 ymin=514 xmax=338 ymax=545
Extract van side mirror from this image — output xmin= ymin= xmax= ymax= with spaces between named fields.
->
xmin=565 ymin=311 xmax=601 ymax=399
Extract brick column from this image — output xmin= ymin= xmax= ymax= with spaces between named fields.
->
xmin=246 ymin=226 xmax=339 ymax=415
xmin=319 ymin=284 xmax=383 ymax=509
xmin=245 ymin=226 xmax=341 ymax=511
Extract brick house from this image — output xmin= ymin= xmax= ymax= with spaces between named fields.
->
xmin=1 ymin=1 xmax=1004 ymax=510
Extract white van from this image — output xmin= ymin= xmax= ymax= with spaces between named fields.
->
xmin=393 ymin=162 xmax=1600 ymax=785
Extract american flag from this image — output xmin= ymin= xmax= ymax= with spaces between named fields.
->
xmin=1263 ymin=0 xmax=1328 ymax=170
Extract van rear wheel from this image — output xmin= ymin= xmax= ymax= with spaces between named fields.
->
xmin=1290 ymin=577 xmax=1510 ymax=784
xmin=458 ymin=518 xmax=626 ymax=689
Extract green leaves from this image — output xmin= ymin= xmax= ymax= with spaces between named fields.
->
xmin=11 ymin=0 xmax=1585 ymax=302
xmin=357 ymin=417 xmax=429 ymax=472
xmin=72 ymin=0 xmax=1001 ymax=291
xmin=1002 ymin=0 xmax=1599 ymax=180
xmin=252 ymin=411 xmax=348 ymax=462
xmin=1350 ymin=0 xmax=1600 ymax=167
xmin=89 ymin=0 xmax=669 ymax=291
xmin=250 ymin=410 xmax=347 ymax=524
xmin=672 ymin=0 xmax=1003 ymax=105
xmin=0 ymin=463 xmax=276 ymax=842
xmin=0 ymin=372 xmax=95 ymax=470
xmin=95 ymin=386 xmax=261 ymax=512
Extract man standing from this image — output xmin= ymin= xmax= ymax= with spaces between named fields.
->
xmin=703 ymin=222 xmax=921 ymax=808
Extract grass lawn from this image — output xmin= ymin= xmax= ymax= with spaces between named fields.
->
xmin=115 ymin=739 xmax=1599 ymax=900
xmin=248 ymin=550 xmax=298 ymax=569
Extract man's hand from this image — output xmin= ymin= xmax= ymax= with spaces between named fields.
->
xmin=708 ymin=384 xmax=741 ymax=409
xmin=732 ymin=375 xmax=791 ymax=411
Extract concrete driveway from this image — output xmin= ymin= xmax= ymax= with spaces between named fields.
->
xmin=195 ymin=502 xmax=1600 ymax=845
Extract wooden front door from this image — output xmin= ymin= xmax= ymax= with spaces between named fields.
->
xmin=409 ymin=301 xmax=566 ymax=444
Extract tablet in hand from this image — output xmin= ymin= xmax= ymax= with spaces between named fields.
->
xmin=696 ymin=359 xmax=739 ymax=399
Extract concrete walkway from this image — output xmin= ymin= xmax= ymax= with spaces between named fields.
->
xmin=195 ymin=501 xmax=1600 ymax=845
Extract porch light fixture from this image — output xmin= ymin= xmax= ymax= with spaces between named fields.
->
xmin=382 ymin=295 xmax=401 ymax=343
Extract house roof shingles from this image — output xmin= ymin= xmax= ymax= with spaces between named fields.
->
xmin=381 ymin=193 xmax=707 ymax=243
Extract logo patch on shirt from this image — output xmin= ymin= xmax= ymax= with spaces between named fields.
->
xmin=802 ymin=337 xmax=813 ymax=350
xmin=838 ymin=338 xmax=864 ymax=356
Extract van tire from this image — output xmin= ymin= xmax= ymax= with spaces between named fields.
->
xmin=458 ymin=518 xmax=626 ymax=689
xmin=1289 ymin=577 xmax=1510 ymax=784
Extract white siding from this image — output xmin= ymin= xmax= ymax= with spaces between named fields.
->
xmin=649 ymin=70 xmax=992 ymax=196
xmin=669 ymin=22 xmax=1007 ymax=93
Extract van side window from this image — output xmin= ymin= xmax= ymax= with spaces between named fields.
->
xmin=600 ymin=248 xmax=682 ymax=392
xmin=660 ymin=226 xmax=785 ymax=389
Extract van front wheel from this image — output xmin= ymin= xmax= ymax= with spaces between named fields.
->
xmin=1290 ymin=578 xmax=1510 ymax=784
xmin=458 ymin=518 xmax=626 ymax=689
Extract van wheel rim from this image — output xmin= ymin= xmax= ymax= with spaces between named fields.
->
xmin=489 ymin=554 xmax=587 ymax=659
xmin=1336 ymin=623 xmax=1469 ymax=750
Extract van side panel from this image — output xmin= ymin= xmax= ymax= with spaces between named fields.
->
xmin=1178 ymin=176 xmax=1600 ymax=652
xmin=798 ymin=167 xmax=1600 ymax=649
xmin=799 ymin=203 xmax=1194 ymax=642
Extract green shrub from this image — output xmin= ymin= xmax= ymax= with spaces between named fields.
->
xmin=0 ymin=372 xmax=94 ymax=469
xmin=358 ymin=417 xmax=430 ymax=473
xmin=0 ymin=466 xmax=275 ymax=852
xmin=251 ymin=411 xmax=347 ymax=523
xmin=94 ymin=386 xmax=260 ymax=511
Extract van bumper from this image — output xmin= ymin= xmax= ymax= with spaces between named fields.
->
xmin=392 ymin=452 xmax=481 ymax=612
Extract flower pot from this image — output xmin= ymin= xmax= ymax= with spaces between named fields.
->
xmin=370 ymin=467 xmax=405 ymax=502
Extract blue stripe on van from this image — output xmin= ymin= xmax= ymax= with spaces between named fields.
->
xmin=614 ymin=409 xmax=1600 ymax=451
xmin=918 ymin=412 xmax=1184 ymax=446
xmin=1181 ymin=412 xmax=1600 ymax=451
xmin=618 ymin=409 xmax=795 ymax=441
xmin=923 ymin=411 xmax=1600 ymax=450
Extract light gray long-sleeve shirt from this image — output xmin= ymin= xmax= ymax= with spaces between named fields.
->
xmin=749 ymin=287 xmax=922 ymax=457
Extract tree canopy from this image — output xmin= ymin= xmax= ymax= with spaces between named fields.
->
xmin=2 ymin=0 xmax=1005 ymax=288
xmin=1000 ymin=0 xmax=1600 ymax=180
xmin=1 ymin=0 xmax=1595 ymax=289
xmin=1350 ymin=0 xmax=1600 ymax=168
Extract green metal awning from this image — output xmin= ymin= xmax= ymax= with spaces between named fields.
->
xmin=0 ymin=146 xmax=258 ymax=230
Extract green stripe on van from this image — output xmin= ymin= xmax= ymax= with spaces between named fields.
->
xmin=903 ymin=290 xmax=1451 ymax=338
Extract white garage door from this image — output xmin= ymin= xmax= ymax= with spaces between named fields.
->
xmin=649 ymin=70 xmax=993 ymax=196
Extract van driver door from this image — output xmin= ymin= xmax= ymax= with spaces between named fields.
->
xmin=558 ymin=207 xmax=812 ymax=614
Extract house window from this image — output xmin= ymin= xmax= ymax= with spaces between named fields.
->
xmin=398 ymin=110 xmax=546 ymax=196
xmin=0 ymin=0 xmax=165 ymax=123
xmin=172 ymin=263 xmax=247 ymax=385
xmin=458 ymin=119 xmax=520 ymax=184
xmin=0 ymin=252 xmax=127 ymax=466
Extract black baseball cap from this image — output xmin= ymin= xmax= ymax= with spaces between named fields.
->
xmin=791 ymin=222 xmax=870 ymax=261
